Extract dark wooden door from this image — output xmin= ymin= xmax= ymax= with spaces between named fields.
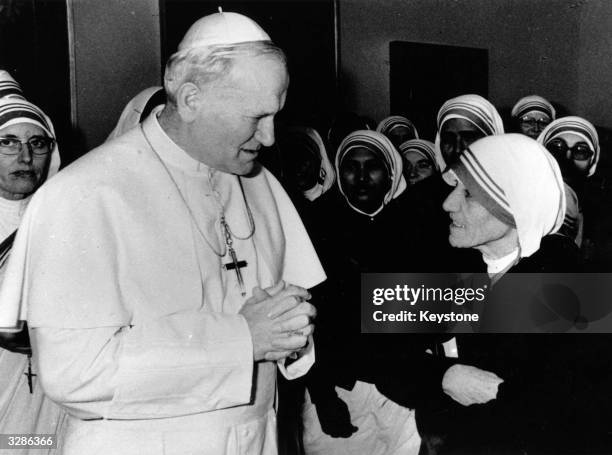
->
xmin=390 ymin=41 xmax=488 ymax=140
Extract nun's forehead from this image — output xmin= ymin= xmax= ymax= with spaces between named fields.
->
xmin=0 ymin=121 xmax=47 ymax=136
xmin=342 ymin=143 xmax=384 ymax=160
xmin=551 ymin=131 xmax=593 ymax=149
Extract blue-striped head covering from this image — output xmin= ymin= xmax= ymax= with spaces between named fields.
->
xmin=0 ymin=93 xmax=61 ymax=180
xmin=537 ymin=116 xmax=600 ymax=178
xmin=0 ymin=71 xmax=24 ymax=100
xmin=398 ymin=139 xmax=439 ymax=172
xmin=443 ymin=134 xmax=565 ymax=258
xmin=434 ymin=94 xmax=505 ymax=170
xmin=511 ymin=95 xmax=556 ymax=120
xmin=376 ymin=115 xmax=418 ymax=139
xmin=336 ymin=130 xmax=406 ymax=217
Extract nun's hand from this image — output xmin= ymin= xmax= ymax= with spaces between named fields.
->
xmin=442 ymin=364 xmax=503 ymax=406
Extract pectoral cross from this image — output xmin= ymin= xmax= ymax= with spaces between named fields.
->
xmin=220 ymin=215 xmax=248 ymax=296
xmin=224 ymin=245 xmax=248 ymax=296
xmin=24 ymin=354 xmax=36 ymax=394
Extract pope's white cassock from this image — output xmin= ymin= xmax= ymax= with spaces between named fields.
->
xmin=0 ymin=106 xmax=326 ymax=455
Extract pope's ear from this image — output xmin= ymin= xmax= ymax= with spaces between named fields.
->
xmin=174 ymin=82 xmax=202 ymax=122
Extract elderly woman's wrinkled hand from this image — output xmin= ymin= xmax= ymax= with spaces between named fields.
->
xmin=442 ymin=364 xmax=503 ymax=406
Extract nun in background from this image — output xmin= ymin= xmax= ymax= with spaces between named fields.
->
xmin=396 ymin=138 xmax=458 ymax=266
xmin=398 ymin=139 xmax=438 ymax=187
xmin=272 ymin=125 xmax=337 ymax=255
xmin=538 ymin=116 xmax=607 ymax=267
xmin=277 ymin=126 xmax=335 ymax=202
xmin=376 ymin=115 xmax=419 ymax=148
xmin=105 ymin=86 xmax=166 ymax=141
xmin=434 ymin=94 xmax=505 ymax=170
xmin=302 ymin=130 xmax=422 ymax=455
xmin=417 ymin=134 xmax=612 ymax=455
xmin=511 ymin=94 xmax=556 ymax=139
xmin=538 ymin=116 xmax=599 ymax=191
xmin=0 ymin=70 xmax=65 ymax=451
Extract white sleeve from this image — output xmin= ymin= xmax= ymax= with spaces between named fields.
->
xmin=277 ymin=335 xmax=315 ymax=380
xmin=32 ymin=311 xmax=254 ymax=420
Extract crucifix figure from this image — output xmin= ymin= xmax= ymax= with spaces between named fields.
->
xmin=24 ymin=354 xmax=36 ymax=394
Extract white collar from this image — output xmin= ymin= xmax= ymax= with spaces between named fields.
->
xmin=0 ymin=196 xmax=31 ymax=239
xmin=483 ymin=248 xmax=520 ymax=276
xmin=142 ymin=106 xmax=213 ymax=175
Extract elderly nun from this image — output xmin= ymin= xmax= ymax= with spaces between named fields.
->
xmin=511 ymin=94 xmax=556 ymax=139
xmin=0 ymin=70 xmax=64 ymax=448
xmin=417 ymin=134 xmax=612 ymax=454
xmin=434 ymin=94 xmax=504 ymax=170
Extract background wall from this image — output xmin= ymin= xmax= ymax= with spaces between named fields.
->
xmin=68 ymin=0 xmax=612 ymax=151
xmin=577 ymin=0 xmax=612 ymax=128
xmin=338 ymin=0 xmax=587 ymax=132
xmin=70 ymin=0 xmax=161 ymax=153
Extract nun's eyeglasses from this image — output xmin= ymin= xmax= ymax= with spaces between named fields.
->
xmin=0 ymin=136 xmax=54 ymax=156
xmin=520 ymin=117 xmax=550 ymax=129
xmin=545 ymin=140 xmax=594 ymax=161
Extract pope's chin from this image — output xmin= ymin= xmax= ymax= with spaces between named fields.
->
xmin=232 ymin=150 xmax=258 ymax=174
xmin=233 ymin=158 xmax=261 ymax=177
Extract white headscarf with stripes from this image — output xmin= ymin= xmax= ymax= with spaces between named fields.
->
xmin=434 ymin=94 xmax=505 ymax=170
xmin=537 ymin=116 xmax=600 ymax=178
xmin=336 ymin=130 xmax=406 ymax=217
xmin=443 ymin=134 xmax=565 ymax=259
xmin=0 ymin=70 xmax=25 ymax=100
xmin=398 ymin=139 xmax=439 ymax=173
xmin=284 ymin=126 xmax=336 ymax=201
xmin=0 ymin=98 xmax=61 ymax=181
xmin=511 ymin=95 xmax=556 ymax=120
xmin=376 ymin=115 xmax=418 ymax=140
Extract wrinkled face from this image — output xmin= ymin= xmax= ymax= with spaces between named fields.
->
xmin=0 ymin=123 xmax=51 ymax=200
xmin=190 ymin=53 xmax=289 ymax=175
xmin=545 ymin=132 xmax=594 ymax=180
xmin=439 ymin=118 xmax=486 ymax=165
xmin=442 ymin=179 xmax=513 ymax=253
xmin=340 ymin=146 xmax=391 ymax=213
xmin=403 ymin=150 xmax=434 ymax=185
xmin=518 ymin=111 xmax=551 ymax=139
xmin=387 ymin=125 xmax=416 ymax=148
